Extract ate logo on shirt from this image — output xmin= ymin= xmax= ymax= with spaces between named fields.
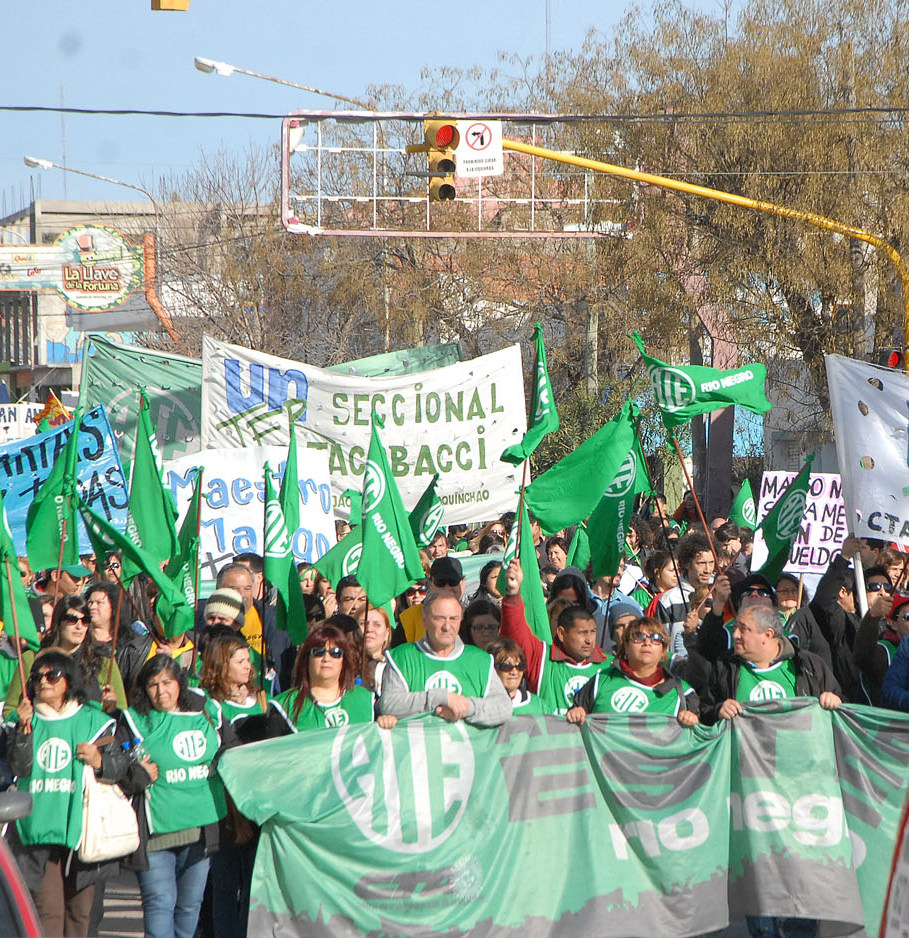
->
xmin=749 ymin=682 xmax=786 ymax=702
xmin=324 ymin=708 xmax=349 ymax=727
xmin=173 ymin=730 xmax=208 ymax=762
xmin=610 ymin=687 xmax=650 ymax=713
xmin=37 ymin=738 xmax=72 ymax=773
xmin=425 ymin=671 xmax=462 ymax=694
xmin=563 ymin=675 xmax=590 ymax=707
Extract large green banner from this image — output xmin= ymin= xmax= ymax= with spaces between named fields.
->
xmin=218 ymin=702 xmax=909 ymax=938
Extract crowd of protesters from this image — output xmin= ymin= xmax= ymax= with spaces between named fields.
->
xmin=3 ymin=488 xmax=909 ymax=938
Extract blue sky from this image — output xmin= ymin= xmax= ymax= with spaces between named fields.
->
xmin=0 ymin=0 xmax=702 ymax=209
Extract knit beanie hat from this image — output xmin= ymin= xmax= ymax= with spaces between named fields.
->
xmin=204 ymin=588 xmax=245 ymax=628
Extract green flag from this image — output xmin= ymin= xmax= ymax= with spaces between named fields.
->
xmin=122 ymin=392 xmax=179 ymax=584
xmin=313 ymin=528 xmax=363 ymax=591
xmin=496 ymin=500 xmax=550 ymax=643
xmin=728 ymin=479 xmax=758 ymax=529
xmin=502 ymin=323 xmax=560 ymax=466
xmin=265 ymin=452 xmax=308 ymax=645
xmin=587 ymin=431 xmax=652 ymax=579
xmin=525 ymin=401 xmax=638 ymax=535
xmin=566 ymin=522 xmax=591 ymax=573
xmin=77 ymin=497 xmax=193 ymax=638
xmin=357 ymin=414 xmax=424 ymax=607
xmin=341 ymin=488 xmax=363 ymax=526
xmin=26 ymin=408 xmax=83 ymax=573
xmin=755 ymin=455 xmax=815 ymax=583
xmin=408 ymin=474 xmax=444 ymax=549
xmin=632 ymin=331 xmax=771 ymax=433
xmin=164 ymin=468 xmax=202 ymax=616
xmin=0 ymin=495 xmax=40 ymax=651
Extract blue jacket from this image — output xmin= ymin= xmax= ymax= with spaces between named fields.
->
xmin=881 ymin=634 xmax=909 ymax=712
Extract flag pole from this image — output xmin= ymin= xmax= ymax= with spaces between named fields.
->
xmin=51 ymin=517 xmax=67 ymax=609
xmin=649 ymin=493 xmax=690 ymax=615
xmin=189 ymin=468 xmax=203 ymax=678
xmin=670 ymin=436 xmax=722 ymax=572
xmin=259 ymin=462 xmax=270 ymax=692
xmin=106 ymin=577 xmax=125 ymax=686
xmin=513 ymin=460 xmax=531 ymax=563
xmin=4 ymin=556 xmax=29 ymax=695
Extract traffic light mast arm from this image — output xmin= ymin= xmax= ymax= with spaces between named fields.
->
xmin=502 ymin=136 xmax=909 ymax=352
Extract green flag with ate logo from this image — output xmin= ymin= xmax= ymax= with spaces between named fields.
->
xmin=756 ymin=454 xmax=814 ymax=583
xmin=0 ymin=495 xmax=40 ymax=651
xmin=501 ymin=323 xmax=559 ymax=465
xmin=632 ymin=331 xmax=771 ymax=433
xmin=496 ymin=499 xmax=550 ymax=642
xmin=729 ymin=479 xmax=758 ymax=529
xmin=587 ymin=431 xmax=651 ymax=579
xmin=525 ymin=401 xmax=637 ymax=535
xmin=357 ymin=414 xmax=424 ymax=607
xmin=313 ymin=528 xmax=363 ymax=592
xmin=408 ymin=474 xmax=444 ymax=549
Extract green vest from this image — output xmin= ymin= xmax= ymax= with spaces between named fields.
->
xmin=220 ymin=696 xmax=266 ymax=725
xmin=385 ymin=642 xmax=493 ymax=697
xmin=511 ymin=691 xmax=546 ymax=715
xmin=536 ymin=646 xmax=608 ymax=715
xmin=736 ymin=658 xmax=798 ymax=703
xmin=585 ymin=666 xmax=688 ymax=716
xmin=16 ymin=704 xmax=114 ymax=849
xmin=270 ymin=685 xmax=374 ymax=732
xmin=0 ymin=653 xmax=18 ymax=702
xmin=124 ymin=699 xmax=227 ymax=835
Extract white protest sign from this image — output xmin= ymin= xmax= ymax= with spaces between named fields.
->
xmin=165 ymin=446 xmax=335 ymax=585
xmin=455 ymin=120 xmax=504 ymax=178
xmin=826 ymin=353 xmax=909 ymax=546
xmin=200 ymin=337 xmax=526 ymax=525
xmin=0 ymin=403 xmax=44 ymax=445
xmin=750 ymin=471 xmax=846 ymax=575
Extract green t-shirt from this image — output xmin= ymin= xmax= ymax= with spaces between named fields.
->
xmin=583 ymin=665 xmax=691 ymax=716
xmin=536 ymin=646 xmax=609 ymax=715
xmin=511 ymin=690 xmax=546 ymax=715
xmin=123 ymin=697 xmax=227 ymax=835
xmin=16 ymin=703 xmax=115 ymax=849
xmin=269 ymin=685 xmax=374 ymax=732
xmin=736 ymin=658 xmax=798 ymax=703
xmin=384 ymin=642 xmax=494 ymax=697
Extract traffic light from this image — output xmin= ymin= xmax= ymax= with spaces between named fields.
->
xmin=878 ymin=347 xmax=906 ymax=369
xmin=424 ymin=120 xmax=459 ymax=202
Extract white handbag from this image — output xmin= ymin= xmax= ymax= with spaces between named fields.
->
xmin=77 ymin=764 xmax=140 ymax=863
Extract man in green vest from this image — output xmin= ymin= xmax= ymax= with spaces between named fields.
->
xmin=379 ymin=592 xmax=511 ymax=726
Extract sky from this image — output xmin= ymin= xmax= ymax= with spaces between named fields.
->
xmin=1 ymin=0 xmax=719 ymax=212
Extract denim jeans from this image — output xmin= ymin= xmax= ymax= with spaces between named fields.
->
xmin=138 ymin=840 xmax=211 ymax=938
xmin=746 ymin=916 xmax=819 ymax=938
xmin=210 ymin=841 xmax=257 ymax=938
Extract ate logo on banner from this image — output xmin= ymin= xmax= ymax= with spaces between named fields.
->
xmin=419 ymin=503 xmax=445 ymax=544
xmin=331 ymin=722 xmax=475 ymax=854
xmin=650 ymin=366 xmax=697 ymax=412
xmin=610 ymin=687 xmax=650 ymax=713
xmin=362 ymin=460 xmax=386 ymax=514
xmin=173 ymin=730 xmax=208 ymax=762
xmin=606 ymin=451 xmax=637 ymax=498
xmin=775 ymin=491 xmax=808 ymax=540
xmin=742 ymin=498 xmax=757 ymax=527
xmin=342 ymin=542 xmax=362 ymax=576
xmin=37 ymin=738 xmax=72 ymax=773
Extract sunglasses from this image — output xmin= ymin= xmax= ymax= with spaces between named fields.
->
xmin=496 ymin=662 xmax=526 ymax=673
xmin=310 ymin=646 xmax=344 ymax=659
xmin=432 ymin=578 xmax=461 ymax=588
xmin=35 ymin=668 xmax=65 ymax=684
xmin=743 ymin=587 xmax=773 ymax=599
xmin=867 ymin=581 xmax=895 ymax=594
xmin=105 ymin=562 xmax=121 ymax=571
xmin=407 ymin=585 xmax=427 ymax=594
xmin=63 ymin=614 xmax=87 ymax=624
xmin=628 ymin=631 xmax=666 ymax=645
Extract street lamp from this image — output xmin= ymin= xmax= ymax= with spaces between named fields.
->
xmin=23 ymin=155 xmax=157 ymax=212
xmin=193 ymin=56 xmax=371 ymax=109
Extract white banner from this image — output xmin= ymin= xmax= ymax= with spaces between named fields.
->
xmin=750 ymin=471 xmax=846 ymax=575
xmin=165 ymin=446 xmax=335 ymax=586
xmin=201 ymin=337 xmax=526 ymax=524
xmin=826 ymin=353 xmax=909 ymax=547
xmin=0 ymin=403 xmax=44 ymax=445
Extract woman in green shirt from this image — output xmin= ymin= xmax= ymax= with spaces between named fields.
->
xmin=267 ymin=625 xmax=396 ymax=734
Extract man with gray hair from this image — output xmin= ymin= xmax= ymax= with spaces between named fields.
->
xmin=700 ymin=604 xmax=842 ymax=725
xmin=379 ymin=590 xmax=512 ymax=726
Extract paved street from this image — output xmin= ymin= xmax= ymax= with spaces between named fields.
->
xmin=98 ymin=869 xmax=142 ymax=938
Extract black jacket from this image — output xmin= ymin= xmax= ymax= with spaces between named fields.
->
xmin=700 ymin=636 xmax=842 ymax=725
xmin=809 ymin=554 xmax=862 ymax=702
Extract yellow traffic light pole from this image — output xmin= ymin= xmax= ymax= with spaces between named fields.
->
xmin=502 ymin=137 xmax=909 ymax=345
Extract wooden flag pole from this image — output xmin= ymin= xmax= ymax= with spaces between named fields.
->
xmin=4 ymin=556 xmax=29 ymax=695
xmin=796 ymin=573 xmax=805 ymax=610
xmin=189 ymin=469 xmax=204 ymax=678
xmin=106 ymin=578 xmax=125 ymax=686
xmin=670 ymin=436 xmax=722 ymax=573
xmin=51 ymin=517 xmax=68 ymax=609
xmin=513 ymin=460 xmax=531 ymax=565
xmin=649 ymin=486 xmax=689 ymax=616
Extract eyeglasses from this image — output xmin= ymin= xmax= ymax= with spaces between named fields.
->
xmin=105 ymin=562 xmax=121 ymax=571
xmin=310 ymin=646 xmax=344 ymax=659
xmin=496 ymin=662 xmax=526 ymax=673
xmin=628 ymin=631 xmax=666 ymax=645
xmin=432 ymin=578 xmax=461 ymax=588
xmin=35 ymin=668 xmax=65 ymax=684
xmin=867 ymin=581 xmax=895 ymax=594
xmin=63 ymin=614 xmax=87 ymax=624
xmin=743 ymin=587 xmax=773 ymax=599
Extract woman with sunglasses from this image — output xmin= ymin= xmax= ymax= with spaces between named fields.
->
xmin=7 ymin=651 xmax=117 ymax=937
xmin=487 ymin=638 xmax=545 ymax=714
xmin=566 ymin=617 xmax=699 ymax=725
xmin=119 ymin=654 xmax=236 ymax=938
xmin=266 ymin=625 xmax=395 ymax=734
xmin=3 ymin=596 xmax=127 ymax=720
